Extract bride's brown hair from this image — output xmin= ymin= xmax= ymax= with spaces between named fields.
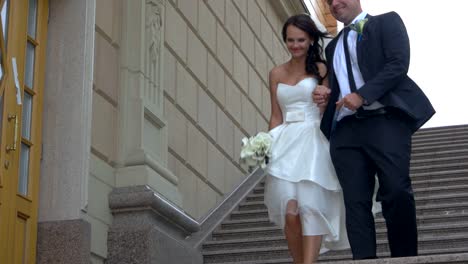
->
xmin=282 ymin=14 xmax=329 ymax=83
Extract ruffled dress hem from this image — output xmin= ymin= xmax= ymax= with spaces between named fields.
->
xmin=264 ymin=175 xmax=350 ymax=253
xmin=267 ymin=169 xmax=343 ymax=192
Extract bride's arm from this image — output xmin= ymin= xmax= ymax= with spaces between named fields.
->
xmin=268 ymin=68 xmax=283 ymax=131
xmin=315 ymin=62 xmax=331 ymax=115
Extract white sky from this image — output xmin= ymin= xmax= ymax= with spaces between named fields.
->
xmin=309 ymin=0 xmax=468 ymax=128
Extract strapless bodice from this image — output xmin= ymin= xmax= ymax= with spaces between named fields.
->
xmin=277 ymin=77 xmax=321 ymax=123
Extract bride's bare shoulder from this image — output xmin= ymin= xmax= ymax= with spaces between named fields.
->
xmin=269 ymin=63 xmax=288 ymax=83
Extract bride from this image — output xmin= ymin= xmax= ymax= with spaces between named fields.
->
xmin=264 ymin=14 xmax=349 ymax=264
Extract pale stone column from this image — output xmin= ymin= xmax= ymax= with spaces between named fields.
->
xmin=40 ymin=0 xmax=95 ymax=223
xmin=38 ymin=0 xmax=95 ymax=262
xmin=116 ymin=0 xmax=182 ymax=204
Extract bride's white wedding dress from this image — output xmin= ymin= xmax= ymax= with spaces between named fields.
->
xmin=265 ymin=77 xmax=349 ymax=252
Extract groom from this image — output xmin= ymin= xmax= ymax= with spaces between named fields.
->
xmin=313 ymin=0 xmax=435 ymax=260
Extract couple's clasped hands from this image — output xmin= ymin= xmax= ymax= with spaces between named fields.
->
xmin=312 ymin=86 xmax=365 ymax=111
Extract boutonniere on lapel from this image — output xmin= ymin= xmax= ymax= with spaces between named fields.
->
xmin=349 ymin=18 xmax=368 ymax=41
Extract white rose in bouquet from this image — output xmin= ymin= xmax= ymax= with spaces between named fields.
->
xmin=240 ymin=132 xmax=273 ymax=171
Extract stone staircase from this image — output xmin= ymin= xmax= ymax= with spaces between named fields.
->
xmin=201 ymin=124 xmax=468 ymax=264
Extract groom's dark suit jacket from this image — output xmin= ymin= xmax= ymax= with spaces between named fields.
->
xmin=320 ymin=12 xmax=435 ymax=140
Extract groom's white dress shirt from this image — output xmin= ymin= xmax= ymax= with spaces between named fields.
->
xmin=333 ymin=11 xmax=384 ymax=121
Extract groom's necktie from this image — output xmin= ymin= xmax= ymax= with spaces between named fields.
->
xmin=342 ymin=27 xmax=358 ymax=93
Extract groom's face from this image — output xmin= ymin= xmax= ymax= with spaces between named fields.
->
xmin=327 ymin=0 xmax=362 ymax=25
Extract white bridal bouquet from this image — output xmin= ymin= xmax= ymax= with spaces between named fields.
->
xmin=240 ymin=132 xmax=273 ymax=171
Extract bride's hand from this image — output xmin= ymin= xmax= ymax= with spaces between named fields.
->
xmin=313 ymin=85 xmax=331 ymax=107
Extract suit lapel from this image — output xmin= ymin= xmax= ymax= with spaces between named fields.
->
xmin=327 ymin=33 xmax=340 ymax=63
xmin=356 ymin=14 xmax=374 ymax=77
xmin=327 ymin=39 xmax=337 ymax=74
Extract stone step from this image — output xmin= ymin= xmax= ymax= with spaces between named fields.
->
xmin=220 ymin=211 xmax=468 ymax=231
xmin=203 ymin=233 xmax=468 ymax=263
xmin=412 ymin=138 xmax=468 ymax=149
xmin=220 ymin=218 xmax=274 ymax=230
xmin=411 ymin=149 xmax=468 ymax=160
xmin=244 ymin=193 xmax=265 ymax=202
xmin=208 ymin=221 xmax=468 ymax=244
xmin=409 ymin=168 xmax=468 ymax=181
xmin=211 ymin=252 xmax=468 ymax=264
xmin=406 ymin=201 xmax=468 ymax=216
xmin=320 ymin=252 xmax=468 ymax=264
xmin=415 ymin=125 xmax=468 ymax=135
xmin=411 ymin=143 xmax=468 ymax=154
xmin=411 ymin=176 xmax=468 ymax=189
xmin=410 ymin=162 xmax=468 ymax=174
xmin=319 ymin=246 xmax=468 ymax=263
xmin=412 ymin=132 xmax=468 ymax=143
xmin=410 ymin=155 xmax=468 ymax=167
xmin=412 ymin=136 xmax=468 ymax=147
xmin=412 ymin=130 xmax=468 ymax=141
xmin=230 ymin=201 xmax=468 ymax=220
xmin=415 ymin=126 xmax=468 ymax=134
xmin=413 ymin=184 xmax=468 ymax=196
xmin=205 ymin=234 xmax=285 ymax=250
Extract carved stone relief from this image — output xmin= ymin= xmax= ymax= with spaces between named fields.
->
xmin=145 ymin=0 xmax=163 ymax=107
xmin=146 ymin=0 xmax=162 ymax=68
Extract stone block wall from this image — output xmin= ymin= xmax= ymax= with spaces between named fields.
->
xmin=163 ymin=0 xmax=290 ymax=219
xmin=89 ymin=0 xmax=121 ymax=262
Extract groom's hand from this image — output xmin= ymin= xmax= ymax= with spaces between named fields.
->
xmin=336 ymin=93 xmax=364 ymax=111
xmin=313 ymin=85 xmax=331 ymax=107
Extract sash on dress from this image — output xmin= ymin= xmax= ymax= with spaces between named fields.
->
xmin=285 ymin=110 xmax=305 ymax=123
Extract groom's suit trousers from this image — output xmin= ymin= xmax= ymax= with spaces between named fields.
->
xmin=329 ymin=110 xmax=418 ymax=259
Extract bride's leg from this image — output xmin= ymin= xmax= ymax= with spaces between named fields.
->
xmin=284 ymin=200 xmax=303 ymax=264
xmin=302 ymin=235 xmax=322 ymax=264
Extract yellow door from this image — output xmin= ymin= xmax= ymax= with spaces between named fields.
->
xmin=0 ymin=0 xmax=48 ymax=263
